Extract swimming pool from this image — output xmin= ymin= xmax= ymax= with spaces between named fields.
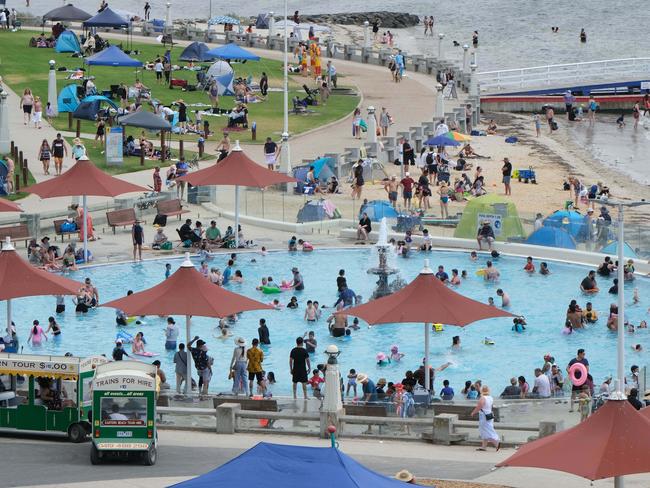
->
xmin=8 ymin=248 xmax=650 ymax=396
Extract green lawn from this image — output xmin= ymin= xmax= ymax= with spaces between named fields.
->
xmin=0 ymin=31 xmax=359 ymax=145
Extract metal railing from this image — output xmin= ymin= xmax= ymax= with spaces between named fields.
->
xmin=478 ymin=57 xmax=650 ymax=91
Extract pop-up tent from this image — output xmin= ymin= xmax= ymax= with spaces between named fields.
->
xmin=118 ymin=110 xmax=171 ymax=131
xmin=543 ymin=210 xmax=588 ymax=241
xmin=73 ymin=95 xmax=119 ymax=120
xmin=205 ymin=61 xmax=234 ymax=95
xmin=55 ymin=30 xmax=81 ymax=53
xmin=454 ymin=194 xmax=526 ymax=241
xmin=255 ymin=13 xmax=270 ymax=29
xmin=360 ymin=200 xmax=399 ymax=222
xmin=599 ymin=240 xmax=638 ymax=259
xmin=526 ymin=226 xmax=577 ymax=249
xmin=205 ymin=43 xmax=261 ymax=61
xmin=57 ymin=84 xmax=81 ymax=112
xmin=296 ymin=199 xmax=340 ymax=223
xmin=83 ymin=6 xmax=130 ymax=28
xmin=179 ymin=42 xmax=214 ymax=62
xmin=85 ymin=45 xmax=143 ymax=67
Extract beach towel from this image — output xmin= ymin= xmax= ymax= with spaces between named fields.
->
xmin=505 ymin=136 xmax=518 ymax=144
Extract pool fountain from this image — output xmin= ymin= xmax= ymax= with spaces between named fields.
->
xmin=367 ymin=218 xmax=406 ymax=299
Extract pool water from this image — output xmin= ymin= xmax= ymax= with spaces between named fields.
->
xmin=8 ymin=249 xmax=650 ymax=396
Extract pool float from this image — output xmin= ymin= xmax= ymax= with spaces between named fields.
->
xmin=433 ymin=323 xmax=444 ymax=332
xmin=568 ymin=362 xmax=588 ymax=386
xmin=133 ymin=351 xmax=158 ymax=357
xmin=260 ymin=286 xmax=282 ymax=294
xmin=483 ymin=337 xmax=495 ymax=345
xmin=475 ymin=269 xmax=486 ymax=277
xmin=116 ymin=330 xmax=134 ymax=344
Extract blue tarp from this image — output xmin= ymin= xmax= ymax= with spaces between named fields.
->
xmin=168 ymin=442 xmax=407 ymax=488
xmin=543 ymin=210 xmax=588 ymax=241
xmin=55 ymin=30 xmax=81 ymax=53
xmin=526 ymin=226 xmax=577 ymax=249
xmin=83 ymin=7 xmax=129 ymax=28
xmin=85 ymin=45 xmax=143 ymax=67
xmin=360 ymin=200 xmax=399 ymax=221
xmin=57 ymin=84 xmax=80 ymax=112
xmin=179 ymin=42 xmax=214 ymax=62
xmin=424 ymin=135 xmax=460 ymax=146
xmin=205 ymin=43 xmax=260 ymax=61
xmin=599 ymin=241 xmax=638 ymax=259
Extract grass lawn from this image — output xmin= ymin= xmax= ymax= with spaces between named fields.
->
xmin=0 ymin=30 xmax=359 ymax=145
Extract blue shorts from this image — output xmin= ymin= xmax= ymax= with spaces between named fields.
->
xmin=502 ymin=175 xmax=511 ymax=185
xmin=165 ymin=340 xmax=177 ymax=350
xmin=403 ymin=191 xmax=412 ymax=199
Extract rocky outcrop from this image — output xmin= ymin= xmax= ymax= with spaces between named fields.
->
xmin=301 ymin=12 xmax=420 ymax=29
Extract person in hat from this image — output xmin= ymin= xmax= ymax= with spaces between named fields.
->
xmin=71 ymin=138 xmax=86 ymax=162
xmin=395 ymin=470 xmax=416 ymax=484
xmin=291 ymin=267 xmax=304 ymax=291
xmin=132 ymin=220 xmax=144 ymax=262
xmin=112 ymin=339 xmax=130 ymax=361
xmin=230 ymin=337 xmax=249 ymax=395
xmin=477 ymin=220 xmax=495 ymax=251
xmin=188 ymin=336 xmax=212 ymax=394
xmin=356 ymin=373 xmax=377 ymax=403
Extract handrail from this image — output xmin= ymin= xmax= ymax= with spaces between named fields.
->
xmin=478 ymin=57 xmax=650 ymax=75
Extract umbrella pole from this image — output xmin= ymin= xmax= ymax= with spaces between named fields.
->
xmin=235 ymin=185 xmax=240 ymax=248
xmin=185 ymin=314 xmax=192 ymax=395
xmin=6 ymin=298 xmax=11 ymax=338
xmin=83 ymin=194 xmax=88 ymax=263
xmin=424 ymin=322 xmax=430 ymax=394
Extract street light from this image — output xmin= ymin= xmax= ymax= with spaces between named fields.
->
xmin=323 ymin=344 xmax=342 ymax=413
xmin=437 ymin=33 xmax=445 ymax=59
xmin=278 ymin=0 xmax=291 ymax=183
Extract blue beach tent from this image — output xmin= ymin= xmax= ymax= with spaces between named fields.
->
xmin=57 ymin=84 xmax=81 ymax=112
xmin=73 ymin=95 xmax=119 ymax=120
xmin=360 ymin=200 xmax=399 ymax=221
xmin=168 ymin=442 xmax=408 ymax=488
xmin=599 ymin=240 xmax=638 ymax=259
xmin=55 ymin=30 xmax=81 ymax=53
xmin=543 ymin=209 xmax=588 ymax=241
xmin=526 ymin=226 xmax=577 ymax=249
xmin=205 ymin=43 xmax=261 ymax=61
xmin=85 ymin=45 xmax=143 ymax=67
xmin=179 ymin=42 xmax=214 ymax=62
xmin=310 ymin=156 xmax=336 ymax=181
xmin=83 ymin=7 xmax=129 ymax=28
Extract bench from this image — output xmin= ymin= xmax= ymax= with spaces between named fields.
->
xmin=54 ymin=218 xmax=80 ymax=241
xmin=106 ymin=208 xmax=138 ymax=234
xmin=157 ymin=199 xmax=189 ymax=221
xmin=213 ymin=397 xmax=279 ymax=412
xmin=432 ymin=403 xmax=502 ymax=422
xmin=344 ymin=403 xmax=388 ymax=434
xmin=0 ymin=224 xmax=32 ymax=247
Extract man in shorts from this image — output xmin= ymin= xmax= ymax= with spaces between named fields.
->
xmin=289 ymin=337 xmax=311 ymax=399
xmin=51 ymin=133 xmax=67 ymax=176
xmin=246 ymin=338 xmax=264 ymax=393
xmin=263 ymin=137 xmax=279 ymax=170
xmin=501 ymin=157 xmax=512 ymax=196
xmin=400 ymin=172 xmax=415 ymax=210
xmin=383 ymin=175 xmax=399 ymax=208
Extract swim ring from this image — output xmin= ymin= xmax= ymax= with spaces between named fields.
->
xmin=261 ymin=286 xmax=282 ymax=294
xmin=475 ymin=269 xmax=486 ymax=277
xmin=568 ymin=362 xmax=588 ymax=387
xmin=433 ymin=323 xmax=444 ymax=332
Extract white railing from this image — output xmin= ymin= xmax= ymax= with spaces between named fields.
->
xmin=478 ymin=58 xmax=650 ymax=92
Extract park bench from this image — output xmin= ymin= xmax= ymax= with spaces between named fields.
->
xmin=343 ymin=403 xmax=389 ymax=434
xmin=156 ymin=199 xmax=189 ymax=221
xmin=432 ymin=403 xmax=502 ymax=422
xmin=106 ymin=208 xmax=138 ymax=234
xmin=213 ymin=397 xmax=279 ymax=412
xmin=53 ymin=218 xmax=80 ymax=241
xmin=0 ymin=223 xmax=32 ymax=247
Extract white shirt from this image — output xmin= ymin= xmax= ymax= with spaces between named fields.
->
xmin=534 ymin=218 xmax=543 ymax=231
xmin=154 ymin=62 xmax=163 ymax=72
xmin=534 ymin=374 xmax=551 ymax=398
xmin=434 ymin=123 xmax=449 ymax=137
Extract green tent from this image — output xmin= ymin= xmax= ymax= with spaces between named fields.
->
xmin=454 ymin=194 xmax=526 ymax=241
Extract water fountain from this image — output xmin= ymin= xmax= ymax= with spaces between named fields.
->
xmin=367 ymin=218 xmax=406 ymax=299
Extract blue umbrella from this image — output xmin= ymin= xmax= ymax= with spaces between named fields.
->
xmin=424 ymin=135 xmax=461 ymax=146
xmin=208 ymin=15 xmax=240 ymax=25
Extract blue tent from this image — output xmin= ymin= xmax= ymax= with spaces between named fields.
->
xmin=424 ymin=135 xmax=460 ymax=146
xmin=168 ymin=442 xmax=406 ymax=488
xmin=55 ymin=30 xmax=81 ymax=53
xmin=73 ymin=95 xmax=119 ymax=120
xmin=543 ymin=210 xmax=588 ymax=241
xmin=360 ymin=200 xmax=399 ymax=221
xmin=179 ymin=42 xmax=214 ymax=62
xmin=83 ymin=7 xmax=129 ymax=28
xmin=205 ymin=43 xmax=261 ymax=61
xmin=525 ymin=226 xmax=577 ymax=249
xmin=599 ymin=241 xmax=638 ymax=259
xmin=85 ymin=45 xmax=143 ymax=67
xmin=57 ymin=84 xmax=81 ymax=112
xmin=310 ymin=156 xmax=336 ymax=181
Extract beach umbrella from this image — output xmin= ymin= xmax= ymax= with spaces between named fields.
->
xmin=497 ymin=399 xmax=650 ymax=481
xmin=23 ymin=157 xmax=147 ymax=263
xmin=0 ymin=199 xmax=22 ymax=213
xmin=423 ymin=135 xmax=460 ymax=147
xmin=102 ymin=253 xmax=273 ymax=394
xmin=445 ymin=131 xmax=471 ymax=142
xmin=176 ymin=143 xmax=297 ymax=248
xmin=340 ymin=259 xmax=513 ymax=392
xmin=42 ymin=4 xmax=92 ymax=22
xmin=0 ymin=237 xmax=83 ymax=339
xmin=208 ymin=15 xmax=240 ymax=25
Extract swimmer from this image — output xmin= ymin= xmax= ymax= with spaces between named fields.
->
xmin=633 ymin=288 xmax=639 ymax=304
xmin=390 ymin=345 xmax=404 ymax=361
xmin=582 ymin=302 xmax=598 ymax=323
xmin=288 ymin=235 xmax=298 ymax=251
xmin=260 ymin=246 xmax=268 ymax=256
xmin=470 ymin=251 xmax=478 ymax=261
xmin=523 ymin=256 xmax=535 ymax=273
xmin=218 ymin=327 xmax=233 ymax=340
xmin=298 ymin=239 xmax=314 ymax=252
xmin=200 ymin=260 xmax=209 ymax=277
xmin=562 ymin=319 xmax=573 ymax=334
xmin=376 ymin=352 xmax=390 ymax=366
xmin=627 ymin=323 xmax=635 ymax=333
xmin=450 ymin=269 xmax=461 ymax=285
xmin=488 ymin=297 xmax=495 ymax=306
xmin=539 ymin=262 xmax=550 ymax=275
xmin=313 ymin=301 xmax=322 ymax=320
xmin=632 ymin=344 xmax=643 ymax=352
xmin=461 ymin=270 xmax=468 ymax=279
xmin=165 ymin=263 xmax=172 ymax=279
xmin=496 ymin=288 xmax=510 ymax=307
xmin=491 ymin=250 xmax=500 ymax=259
xmin=256 ymin=277 xmax=268 ymax=290
xmin=639 ymin=320 xmax=647 ymax=329
xmin=484 ymin=260 xmax=500 ymax=281
xmin=451 ymin=335 xmax=461 ymax=349
xmin=512 ymin=316 xmax=526 ymax=333
xmin=349 ymin=317 xmax=361 ymax=330
xmin=287 ymin=296 xmax=299 ymax=309
xmin=270 ymin=299 xmax=283 ymax=310
xmin=132 ymin=331 xmax=146 ymax=354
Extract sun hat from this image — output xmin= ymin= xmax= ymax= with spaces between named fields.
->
xmin=355 ymin=373 xmax=368 ymax=384
xmin=376 ymin=352 xmax=387 ymax=361
xmin=115 ymin=338 xmax=123 ymax=344
xmin=73 ymin=137 xmax=82 ymax=145
xmin=395 ymin=470 xmax=414 ymax=482
xmin=235 ymin=337 xmax=246 ymax=346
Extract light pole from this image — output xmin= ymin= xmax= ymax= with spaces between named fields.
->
xmin=437 ymin=33 xmax=445 ymax=59
xmin=366 ymin=106 xmax=377 ymax=144
xmin=47 ymin=60 xmax=58 ymax=118
xmin=279 ymin=0 xmax=291 ymax=182
xmin=435 ymin=83 xmax=444 ymax=118
xmin=462 ymin=44 xmax=469 ymax=72
xmin=0 ymin=90 xmax=10 ymax=155
xmin=165 ymin=2 xmax=171 ymax=36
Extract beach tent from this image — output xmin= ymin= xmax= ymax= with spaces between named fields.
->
xmin=55 ymin=30 xmax=81 ymax=53
xmin=525 ymin=226 xmax=577 ymax=249
xmin=205 ymin=43 xmax=261 ymax=61
xmin=543 ymin=210 xmax=588 ymax=241
xmin=453 ymin=194 xmax=526 ymax=241
xmin=205 ymin=61 xmax=235 ymax=95
xmin=310 ymin=156 xmax=336 ymax=181
xmin=43 ymin=4 xmax=92 ymax=22
xmin=83 ymin=7 xmax=130 ymax=28
xmin=85 ymin=45 xmax=143 ymax=67
xmin=168 ymin=442 xmax=407 ymax=488
xmin=255 ymin=13 xmax=270 ymax=29
xmin=599 ymin=241 xmax=638 ymax=259
xmin=179 ymin=42 xmax=214 ymax=62
xmin=73 ymin=95 xmax=118 ymax=120
xmin=296 ymin=199 xmax=340 ymax=223
xmin=57 ymin=84 xmax=81 ymax=113
xmin=360 ymin=200 xmax=399 ymax=222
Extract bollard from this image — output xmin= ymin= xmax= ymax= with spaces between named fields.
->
xmin=179 ymin=139 xmax=184 ymax=159
xmin=14 ymin=173 xmax=20 ymax=192
xmin=76 ymin=119 xmax=81 ymax=138
xmin=198 ymin=138 xmax=204 ymax=157
xmin=140 ymin=148 xmax=145 ymax=166
xmin=22 ymin=165 xmax=28 ymax=187
xmin=160 ymin=131 xmax=165 ymax=163
xmin=68 ymin=112 xmax=73 ymax=130
xmin=18 ymin=151 xmax=23 ymax=168
xmin=251 ymin=121 xmax=257 ymax=141
xmin=203 ymin=120 xmax=209 ymax=138
xmin=10 ymin=141 xmax=14 ymax=156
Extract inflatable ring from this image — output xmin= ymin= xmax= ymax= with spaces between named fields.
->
xmin=483 ymin=337 xmax=495 ymax=345
xmin=568 ymin=362 xmax=588 ymax=387
xmin=475 ymin=269 xmax=486 ymax=277
xmin=433 ymin=323 xmax=444 ymax=332
xmin=126 ymin=316 xmax=137 ymax=324
xmin=261 ymin=286 xmax=282 ymax=294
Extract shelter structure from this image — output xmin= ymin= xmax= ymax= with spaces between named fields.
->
xmin=42 ymin=4 xmax=92 ymax=22
xmin=83 ymin=7 xmax=130 ymax=28
xmin=205 ymin=43 xmax=261 ymax=61
xmin=179 ymin=42 xmax=214 ymax=62
xmin=454 ymin=194 xmax=526 ymax=241
xmin=85 ymin=46 xmax=143 ymax=67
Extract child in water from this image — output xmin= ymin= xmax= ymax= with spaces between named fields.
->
xmin=346 ymin=369 xmax=358 ymax=396
xmin=512 ymin=317 xmax=526 ymax=333
xmin=390 ymin=345 xmax=404 ymax=361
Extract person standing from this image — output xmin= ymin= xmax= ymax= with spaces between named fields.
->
xmin=38 ymin=139 xmax=51 ymax=175
xmin=154 ymin=58 xmax=164 ymax=85
xmin=164 ymin=317 xmax=178 ymax=350
xmin=465 ymin=103 xmax=473 ymax=134
xmin=327 ymin=61 xmax=337 ymax=88
xmin=402 ymin=138 xmax=415 ymax=166
xmin=32 ymin=96 xmax=43 ymax=129
xmin=263 ymin=137 xmax=279 ymax=170
xmin=258 ymin=318 xmax=271 ymax=345
xmin=633 ymin=101 xmax=641 ymax=129
xmin=173 ymin=343 xmax=188 ymax=393
xmin=289 ymin=337 xmax=311 ymax=399
xmin=563 ymin=90 xmax=575 ymax=119
xmin=188 ymin=336 xmax=212 ymax=395
xmin=144 ymin=2 xmax=151 ymax=20
xmin=379 ymin=107 xmax=390 ymax=136
xmin=19 ymin=88 xmax=34 ymax=125
xmin=259 ymin=72 xmax=269 ymax=97
xmin=501 ymin=158 xmax=512 ymax=196
xmin=230 ymin=337 xmax=249 ymax=396
xmin=246 ymin=338 xmax=264 ymax=393
xmin=132 ymin=220 xmax=144 ymax=261
xmin=152 ymin=166 xmax=162 ymax=192
xmin=163 ymin=59 xmax=172 ymax=86
xmin=471 ymin=385 xmax=500 ymax=451
xmin=567 ymin=348 xmax=589 ymax=412
xmin=546 ymin=105 xmax=555 ymax=134
xmin=588 ymin=96 xmax=597 ymax=126
xmin=400 ymin=172 xmax=415 ymax=210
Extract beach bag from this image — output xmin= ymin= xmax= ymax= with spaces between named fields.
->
xmin=160 ymin=241 xmax=172 ymax=250
xmin=551 ymin=121 xmax=558 ymax=131
xmin=61 ymin=221 xmax=77 ymax=232
xmin=505 ymin=136 xmax=518 ymax=144
xmin=359 ymin=119 xmax=368 ymax=132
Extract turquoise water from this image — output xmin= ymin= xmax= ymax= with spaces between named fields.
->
xmin=7 ymin=249 xmax=650 ymax=396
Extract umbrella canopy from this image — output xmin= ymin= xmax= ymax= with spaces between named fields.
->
xmin=0 ymin=199 xmax=22 ymax=213
xmin=83 ymin=7 xmax=130 ymax=28
xmin=0 ymin=238 xmax=83 ymax=301
xmin=208 ymin=15 xmax=240 ymax=25
xmin=496 ymin=399 xmax=650 ymax=481
xmin=43 ymin=4 xmax=92 ymax=22
xmin=23 ymin=159 xmax=146 ymax=198
xmin=446 ymin=131 xmax=471 ymax=142
xmin=85 ymin=46 xmax=143 ymax=67
xmin=169 ymin=442 xmax=407 ymax=488
xmin=205 ymin=43 xmax=261 ymax=61
xmin=177 ymin=146 xmax=296 ymax=188
xmin=118 ymin=110 xmax=172 ymax=131
xmin=424 ymin=135 xmax=461 ymax=146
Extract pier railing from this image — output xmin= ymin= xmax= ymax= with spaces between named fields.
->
xmin=478 ymin=57 xmax=650 ymax=92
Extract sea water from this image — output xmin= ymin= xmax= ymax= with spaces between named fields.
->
xmin=8 ymin=249 xmax=650 ymax=395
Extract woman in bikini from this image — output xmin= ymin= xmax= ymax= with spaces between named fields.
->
xmin=438 ymin=181 xmax=451 ymax=218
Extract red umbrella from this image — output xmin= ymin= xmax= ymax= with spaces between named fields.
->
xmin=496 ymin=399 xmax=650 ymax=481
xmin=102 ymin=253 xmax=274 ymax=393
xmin=341 ymin=259 xmax=513 ymax=390
xmin=176 ymin=143 xmax=297 ymax=247
xmin=0 ymin=237 xmax=84 ymax=338
xmin=23 ymin=158 xmax=147 ymax=262
xmin=0 ymin=199 xmax=23 ymax=213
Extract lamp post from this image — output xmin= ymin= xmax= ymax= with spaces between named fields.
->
xmin=47 ymin=59 xmax=58 ymax=118
xmin=363 ymin=21 xmax=371 ymax=49
xmin=435 ymin=83 xmax=444 ymax=118
xmin=437 ymin=33 xmax=445 ymax=59
xmin=268 ymin=11 xmax=275 ymax=39
xmin=462 ymin=44 xmax=469 ymax=72
xmin=0 ymin=90 xmax=9 ymax=155
xmin=366 ymin=106 xmax=377 ymax=144
xmin=469 ymin=61 xmax=479 ymax=97
xmin=279 ymin=0 xmax=291 ymax=183
xmin=165 ymin=2 xmax=171 ymax=36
